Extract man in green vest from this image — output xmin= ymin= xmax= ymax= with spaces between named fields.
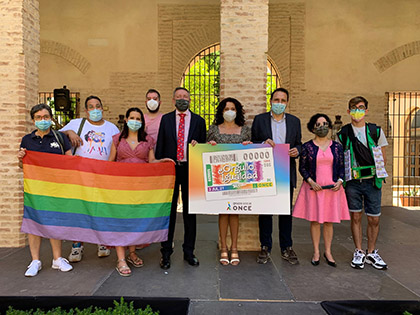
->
xmin=338 ymin=96 xmax=388 ymax=270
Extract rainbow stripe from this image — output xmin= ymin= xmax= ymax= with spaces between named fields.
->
xmin=21 ymin=151 xmax=175 ymax=246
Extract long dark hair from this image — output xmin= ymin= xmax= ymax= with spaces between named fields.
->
xmin=119 ymin=107 xmax=147 ymax=142
xmin=213 ymin=97 xmax=245 ymax=126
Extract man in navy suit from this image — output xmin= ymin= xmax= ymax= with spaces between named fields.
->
xmin=155 ymin=87 xmax=207 ymax=269
xmin=251 ymin=87 xmax=302 ymax=265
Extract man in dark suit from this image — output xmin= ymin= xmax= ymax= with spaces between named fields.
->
xmin=155 ymin=87 xmax=207 ymax=269
xmin=251 ymin=87 xmax=302 ymax=265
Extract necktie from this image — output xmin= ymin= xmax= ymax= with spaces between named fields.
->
xmin=177 ymin=113 xmax=186 ymax=161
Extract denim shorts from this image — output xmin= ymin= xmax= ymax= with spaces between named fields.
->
xmin=345 ymin=178 xmax=382 ymax=216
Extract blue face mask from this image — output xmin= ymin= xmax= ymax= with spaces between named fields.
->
xmin=127 ymin=120 xmax=142 ymax=131
xmin=89 ymin=109 xmax=103 ymax=122
xmin=35 ymin=119 xmax=52 ymax=131
xmin=271 ymin=103 xmax=286 ymax=115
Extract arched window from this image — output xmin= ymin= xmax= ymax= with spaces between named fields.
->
xmin=181 ymin=43 xmax=281 ymax=128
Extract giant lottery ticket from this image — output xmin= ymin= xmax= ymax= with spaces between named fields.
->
xmin=189 ymin=143 xmax=290 ymax=215
xmin=202 ymin=147 xmax=277 ymax=201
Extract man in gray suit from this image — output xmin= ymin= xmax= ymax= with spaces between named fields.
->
xmin=251 ymin=87 xmax=302 ymax=265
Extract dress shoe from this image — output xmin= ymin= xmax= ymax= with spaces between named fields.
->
xmin=324 ymin=253 xmax=337 ymax=267
xmin=184 ymin=255 xmax=199 ymax=266
xmin=160 ymin=256 xmax=171 ymax=270
xmin=311 ymin=259 xmax=320 ymax=266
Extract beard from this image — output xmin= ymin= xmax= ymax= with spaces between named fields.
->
xmin=147 ymin=106 xmax=160 ymax=114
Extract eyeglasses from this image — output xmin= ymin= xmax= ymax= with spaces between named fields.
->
xmin=34 ymin=115 xmax=51 ymax=121
xmin=315 ymin=122 xmax=329 ymax=128
xmin=350 ymin=105 xmax=366 ymax=110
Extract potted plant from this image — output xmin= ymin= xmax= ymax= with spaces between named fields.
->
xmin=400 ymin=188 xmax=420 ymax=206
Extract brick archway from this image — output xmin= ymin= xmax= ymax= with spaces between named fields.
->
xmin=41 ymin=40 xmax=91 ymax=74
xmin=374 ymin=40 xmax=420 ymax=73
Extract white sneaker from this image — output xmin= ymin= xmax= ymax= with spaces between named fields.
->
xmin=97 ymin=245 xmax=110 ymax=257
xmin=350 ymin=249 xmax=366 ymax=269
xmin=68 ymin=245 xmax=84 ymax=262
xmin=52 ymin=257 xmax=73 ymax=272
xmin=366 ymin=249 xmax=388 ymax=270
xmin=25 ymin=260 xmax=42 ymax=277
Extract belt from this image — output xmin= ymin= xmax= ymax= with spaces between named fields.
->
xmin=176 ymin=161 xmax=188 ymax=166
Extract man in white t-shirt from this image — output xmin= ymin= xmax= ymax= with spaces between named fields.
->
xmin=338 ymin=96 xmax=388 ymax=271
xmin=61 ymin=95 xmax=119 ymax=262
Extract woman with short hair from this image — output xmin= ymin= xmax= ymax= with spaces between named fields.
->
xmin=293 ymin=113 xmax=349 ymax=267
xmin=18 ymin=104 xmax=73 ymax=277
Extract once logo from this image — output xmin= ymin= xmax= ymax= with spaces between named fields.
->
xmin=232 ymin=204 xmax=252 ymax=211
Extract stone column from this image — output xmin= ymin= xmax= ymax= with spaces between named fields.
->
xmin=0 ymin=0 xmax=40 ymax=247
xmin=220 ymin=0 xmax=268 ymax=251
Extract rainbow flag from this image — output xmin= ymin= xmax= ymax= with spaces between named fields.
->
xmin=21 ymin=151 xmax=175 ymax=246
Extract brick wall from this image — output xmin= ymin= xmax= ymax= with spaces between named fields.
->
xmin=220 ymin=0 xmax=269 ymax=251
xmin=0 ymin=0 xmax=40 ymax=247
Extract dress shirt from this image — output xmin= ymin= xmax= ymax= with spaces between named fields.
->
xmin=271 ymin=112 xmax=286 ymax=144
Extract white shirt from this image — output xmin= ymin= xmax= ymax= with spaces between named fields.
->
xmin=60 ymin=118 xmax=120 ymax=160
xmin=271 ymin=113 xmax=286 ymax=144
xmin=351 ymin=125 xmax=388 ymax=148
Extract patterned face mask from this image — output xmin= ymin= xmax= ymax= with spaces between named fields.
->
xmin=350 ymin=109 xmax=365 ymax=122
xmin=314 ymin=125 xmax=329 ymax=137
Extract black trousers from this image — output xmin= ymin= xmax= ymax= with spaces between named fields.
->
xmin=161 ymin=163 xmax=196 ymax=258
xmin=258 ymin=185 xmax=294 ymax=252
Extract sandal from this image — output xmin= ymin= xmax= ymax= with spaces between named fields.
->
xmin=116 ymin=259 xmax=131 ymax=277
xmin=230 ymin=249 xmax=240 ymax=266
xmin=126 ymin=252 xmax=144 ymax=268
xmin=219 ymin=248 xmax=229 ymax=266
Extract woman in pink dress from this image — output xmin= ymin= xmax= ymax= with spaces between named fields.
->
xmin=293 ymin=114 xmax=349 ymax=267
xmin=108 ymin=107 xmax=172 ymax=276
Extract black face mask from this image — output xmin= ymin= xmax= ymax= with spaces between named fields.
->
xmin=175 ymin=99 xmax=189 ymax=112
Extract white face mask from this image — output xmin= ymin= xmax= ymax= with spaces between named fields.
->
xmin=146 ymin=99 xmax=159 ymax=111
xmin=223 ymin=110 xmax=237 ymax=122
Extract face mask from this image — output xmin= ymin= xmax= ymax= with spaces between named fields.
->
xmin=127 ymin=120 xmax=142 ymax=131
xmin=314 ymin=125 xmax=329 ymax=138
xmin=89 ymin=109 xmax=103 ymax=122
xmin=35 ymin=119 xmax=52 ymax=131
xmin=223 ymin=110 xmax=236 ymax=122
xmin=147 ymin=99 xmax=159 ymax=112
xmin=350 ymin=109 xmax=366 ymax=122
xmin=175 ymin=99 xmax=189 ymax=112
xmin=271 ymin=103 xmax=286 ymax=115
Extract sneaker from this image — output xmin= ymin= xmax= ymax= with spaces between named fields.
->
xmin=25 ymin=260 xmax=42 ymax=277
xmin=351 ymin=249 xmax=366 ymax=269
xmin=281 ymin=247 xmax=299 ymax=265
xmin=68 ymin=244 xmax=84 ymax=262
xmin=97 ymin=245 xmax=111 ymax=257
xmin=257 ymin=246 xmax=271 ymax=264
xmin=366 ymin=249 xmax=388 ymax=270
xmin=52 ymin=257 xmax=73 ymax=272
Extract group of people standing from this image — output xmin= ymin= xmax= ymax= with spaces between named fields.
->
xmin=18 ymin=86 xmax=388 ymax=277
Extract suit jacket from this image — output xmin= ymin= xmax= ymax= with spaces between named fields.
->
xmin=155 ymin=110 xmax=207 ymax=161
xmin=251 ymin=112 xmax=302 ymax=188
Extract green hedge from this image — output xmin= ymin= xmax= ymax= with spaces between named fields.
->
xmin=6 ymin=297 xmax=158 ymax=315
